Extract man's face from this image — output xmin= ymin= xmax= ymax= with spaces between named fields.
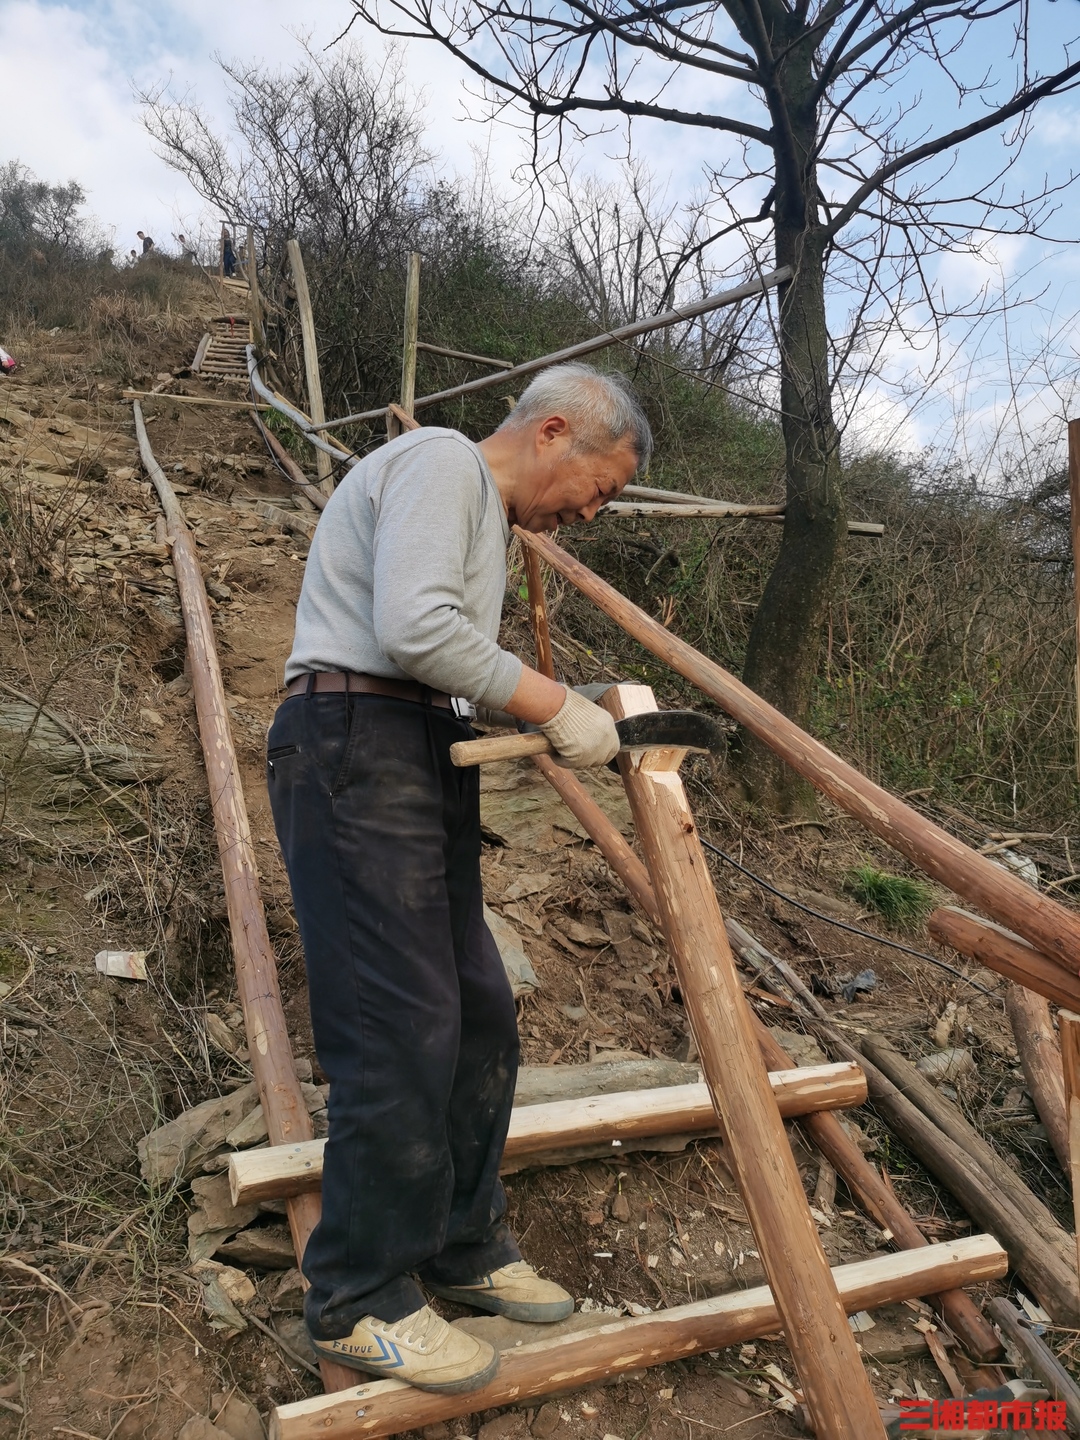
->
xmin=511 ymin=415 xmax=639 ymax=532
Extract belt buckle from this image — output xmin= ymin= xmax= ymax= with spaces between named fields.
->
xmin=450 ymin=696 xmax=476 ymax=721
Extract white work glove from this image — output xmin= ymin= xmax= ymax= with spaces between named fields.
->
xmin=540 ymin=687 xmax=620 ymax=768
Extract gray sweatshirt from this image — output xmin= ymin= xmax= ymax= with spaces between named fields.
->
xmin=284 ymin=427 xmax=523 ymax=708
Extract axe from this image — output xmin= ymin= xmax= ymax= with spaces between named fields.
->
xmin=450 ymin=706 xmax=726 ymax=768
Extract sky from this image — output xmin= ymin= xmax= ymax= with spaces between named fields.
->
xmin=2 ymin=0 xmax=1079 ymax=478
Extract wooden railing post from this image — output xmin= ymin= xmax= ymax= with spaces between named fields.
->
xmin=1059 ymin=1010 xmax=1080 ymax=1288
xmin=287 ymin=238 xmax=334 ymax=496
xmin=388 ymin=252 xmax=422 ymax=441
xmin=599 ymin=682 xmax=885 ymax=1439
xmin=246 ymin=224 xmax=266 ymax=353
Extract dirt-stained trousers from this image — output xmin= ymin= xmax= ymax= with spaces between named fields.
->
xmin=266 ymin=690 xmax=521 ymax=1338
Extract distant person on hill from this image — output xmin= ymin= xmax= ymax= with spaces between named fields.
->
xmin=137 ymin=231 xmax=154 ymax=255
xmin=222 ymin=230 xmax=237 ymax=278
xmin=128 ymin=249 xmax=138 ymax=265
xmin=177 ymin=233 xmax=198 ymax=264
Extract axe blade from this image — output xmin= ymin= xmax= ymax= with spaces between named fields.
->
xmin=613 ymin=710 xmax=726 ymax=754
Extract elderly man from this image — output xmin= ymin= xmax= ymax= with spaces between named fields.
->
xmin=267 ymin=361 xmax=651 ymax=1393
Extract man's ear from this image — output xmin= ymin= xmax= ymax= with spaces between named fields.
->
xmin=536 ymin=414 xmax=571 ymax=449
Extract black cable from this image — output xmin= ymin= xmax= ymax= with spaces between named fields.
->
xmin=699 ymin=836 xmax=996 ymax=997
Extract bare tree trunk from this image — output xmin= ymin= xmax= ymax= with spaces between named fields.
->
xmin=738 ymin=65 xmax=846 ymax=813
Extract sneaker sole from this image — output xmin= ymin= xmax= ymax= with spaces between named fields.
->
xmin=310 ymin=1339 xmax=500 ymax=1394
xmin=427 ymin=1286 xmax=575 ymax=1324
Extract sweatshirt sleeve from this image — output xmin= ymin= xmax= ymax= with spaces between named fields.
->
xmin=370 ymin=439 xmax=523 ymax=708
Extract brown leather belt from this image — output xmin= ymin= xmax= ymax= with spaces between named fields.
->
xmin=285 ymin=671 xmax=455 ymax=709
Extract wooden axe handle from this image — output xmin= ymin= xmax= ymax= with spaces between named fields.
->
xmin=450 ymin=732 xmax=554 ymax=766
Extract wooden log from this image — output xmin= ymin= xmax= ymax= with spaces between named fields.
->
xmin=514 ymin=1057 xmax=699 ymax=1104
xmin=268 ymin=1236 xmax=1007 ymax=1440
xmin=316 ymin=268 xmax=791 ymax=432
xmin=230 ymin=1063 xmax=866 ymax=1205
xmin=622 ymin=482 xmax=727 ymax=505
xmin=286 ymin=238 xmax=333 ymax=496
xmin=1006 ymin=985 xmax=1069 ymax=1172
xmin=255 ymin=418 xmax=327 ymax=512
xmin=600 ymin=502 xmax=883 ymax=534
xmin=123 ymin=390 xmax=270 ymax=412
xmin=400 ymin=252 xmax=421 ymax=419
xmin=253 ymin=501 xmax=317 ymax=540
xmin=602 ymin=500 xmax=785 ymax=518
xmin=988 ymin=1297 xmax=1080 ymax=1425
xmin=131 ymin=402 xmax=353 ymax=1396
xmin=1059 ymin=1011 xmax=1080 ymax=1288
xmin=386 ymin=402 xmax=420 ymax=433
xmin=523 ymin=544 xmax=555 ymax=683
xmin=518 ymin=530 xmax=1080 ymax=974
xmin=520 ymin=540 xmax=667 ymax=933
xmin=749 ymin=1021 xmax=1001 ymax=1362
xmin=415 ymin=340 xmax=513 ymax=369
xmin=929 ymin=907 xmax=1080 ymax=1011
xmin=245 ymin=224 xmax=267 ymax=354
xmin=861 ymin=1034 xmax=1077 ymax=1266
xmin=192 ymin=333 xmax=212 ymax=372
xmin=814 ymin=1025 xmax=1080 ymax=1325
xmin=600 ymin=684 xmax=884 ymax=1438
xmin=533 ymin=754 xmax=661 ymax=924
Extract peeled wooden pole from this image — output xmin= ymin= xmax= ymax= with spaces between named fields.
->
xmin=523 ymin=544 xmax=555 ymax=683
xmin=231 ymin=1063 xmax=866 ymax=1205
xmin=400 ymin=251 xmax=421 ymax=418
xmin=861 ymin=1034 xmax=1076 ymax=1266
xmin=518 ymin=557 xmax=996 ymax=1357
xmin=749 ymin=1023 xmax=1001 ymax=1362
xmin=521 ymin=544 xmax=662 ymax=925
xmin=132 ymin=403 xmax=352 ymax=1395
xmin=518 ymin=529 xmax=1080 ymax=973
xmin=929 ymin=907 xmax=1080 ymax=1010
xmin=286 ymin=239 xmax=334 ymax=496
xmin=255 ymin=417 xmax=327 ymax=512
xmin=269 ymin=1237 xmax=1006 ymax=1440
xmin=988 ymin=1297 xmax=1080 ymax=1427
xmin=1005 ymin=985 xmax=1069 ymax=1173
xmin=1059 ymin=1011 xmax=1080 ymax=1287
xmin=601 ymin=683 xmax=884 ymax=1438
xmin=245 ymin=224 xmax=267 ymax=354
xmin=826 ymin=1029 xmax=1080 ymax=1325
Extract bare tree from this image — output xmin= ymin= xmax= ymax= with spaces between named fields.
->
xmin=344 ymin=0 xmax=1080 ymax=808
xmin=546 ymin=165 xmax=776 ymax=398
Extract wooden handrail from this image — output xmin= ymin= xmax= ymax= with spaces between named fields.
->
xmin=517 ymin=527 xmax=1080 ymax=973
xmin=132 ymin=402 xmax=352 ymax=1394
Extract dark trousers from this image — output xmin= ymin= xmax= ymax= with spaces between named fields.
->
xmin=267 ymin=692 xmax=521 ymax=1336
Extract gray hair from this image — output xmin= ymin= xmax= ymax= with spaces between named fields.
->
xmin=497 ymin=361 xmax=652 ymax=472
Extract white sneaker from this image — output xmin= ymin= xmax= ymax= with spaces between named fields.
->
xmin=311 ymin=1303 xmax=499 ymax=1392
xmin=428 ymin=1260 xmax=575 ymax=1322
